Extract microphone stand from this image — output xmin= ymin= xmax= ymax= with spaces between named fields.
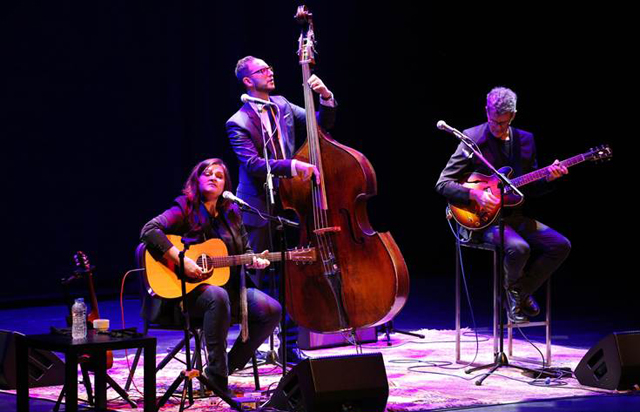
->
xmin=439 ymin=123 xmax=536 ymax=385
xmin=237 ymin=202 xmax=299 ymax=380
xmin=378 ymin=321 xmax=425 ymax=346
xmin=256 ymin=103 xmax=291 ymax=378
xmin=157 ymin=240 xmax=242 ymax=411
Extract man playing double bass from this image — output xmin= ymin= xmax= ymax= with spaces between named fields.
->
xmin=436 ymin=87 xmax=571 ymax=324
xmin=225 ymin=55 xmax=337 ymax=364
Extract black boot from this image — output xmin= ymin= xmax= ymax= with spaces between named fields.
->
xmin=202 ymin=368 xmax=229 ymax=396
xmin=520 ymin=294 xmax=540 ymax=317
xmin=505 ymin=289 xmax=529 ymax=324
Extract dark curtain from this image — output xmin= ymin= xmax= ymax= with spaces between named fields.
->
xmin=1 ymin=2 xmax=627 ymax=321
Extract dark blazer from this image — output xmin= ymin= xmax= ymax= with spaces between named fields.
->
xmin=139 ymin=196 xmax=251 ymax=324
xmin=435 ymin=123 xmax=543 ymax=206
xmin=226 ymin=95 xmax=336 ymax=227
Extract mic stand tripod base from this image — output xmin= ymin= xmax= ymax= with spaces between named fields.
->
xmin=378 ymin=321 xmax=425 ymax=346
xmin=465 ymin=350 xmax=538 ymax=386
xmin=159 ymin=368 xmax=242 ymax=412
xmin=462 ymin=183 xmax=539 ymax=387
xmin=253 ymin=345 xmax=283 ymax=368
xmin=156 ymin=244 xmax=243 ymax=412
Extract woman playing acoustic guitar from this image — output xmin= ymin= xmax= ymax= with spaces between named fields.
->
xmin=140 ymin=158 xmax=280 ymax=393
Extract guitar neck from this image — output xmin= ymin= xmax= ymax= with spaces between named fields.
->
xmin=85 ymin=273 xmax=101 ymax=322
xmin=511 ymin=153 xmax=587 ymax=188
xmin=208 ymin=251 xmax=288 ymax=269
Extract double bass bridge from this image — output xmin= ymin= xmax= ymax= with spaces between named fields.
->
xmin=313 ymin=226 xmax=342 ymax=235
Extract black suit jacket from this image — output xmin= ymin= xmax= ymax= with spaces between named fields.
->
xmin=226 ymin=95 xmax=336 ymax=226
xmin=139 ymin=196 xmax=251 ymax=324
xmin=435 ymin=123 xmax=547 ymax=207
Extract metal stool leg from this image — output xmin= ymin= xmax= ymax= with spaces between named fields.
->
xmin=251 ymin=355 xmax=261 ymax=390
xmin=456 ymin=241 xmax=500 ymax=364
xmin=506 ymin=279 xmax=552 ymax=366
xmin=492 ymin=247 xmax=499 ymax=357
xmin=545 ymin=279 xmax=552 ymax=366
xmin=455 ymin=242 xmax=462 ymax=363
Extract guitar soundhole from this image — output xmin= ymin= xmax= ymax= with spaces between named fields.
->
xmin=196 ymin=255 xmax=213 ymax=274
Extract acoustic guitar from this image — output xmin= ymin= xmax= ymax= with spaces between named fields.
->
xmin=73 ymin=251 xmax=114 ymax=368
xmin=448 ymin=145 xmax=612 ymax=230
xmin=143 ymin=235 xmax=316 ymax=299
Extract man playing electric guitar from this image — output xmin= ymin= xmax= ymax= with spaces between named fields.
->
xmin=436 ymin=87 xmax=571 ymax=323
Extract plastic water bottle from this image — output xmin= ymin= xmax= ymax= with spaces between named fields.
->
xmin=71 ymin=298 xmax=87 ymax=340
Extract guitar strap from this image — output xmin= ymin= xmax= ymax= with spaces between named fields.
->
xmin=216 ymin=209 xmax=249 ymax=342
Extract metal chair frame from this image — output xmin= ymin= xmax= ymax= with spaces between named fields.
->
xmin=455 ymin=239 xmax=552 ymax=367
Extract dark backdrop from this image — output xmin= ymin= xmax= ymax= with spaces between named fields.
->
xmin=1 ymin=2 xmax=631 ymax=325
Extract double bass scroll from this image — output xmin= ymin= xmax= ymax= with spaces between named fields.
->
xmin=279 ymin=5 xmax=409 ymax=333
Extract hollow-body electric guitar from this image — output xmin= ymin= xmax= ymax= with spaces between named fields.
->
xmin=448 ymin=145 xmax=612 ymax=230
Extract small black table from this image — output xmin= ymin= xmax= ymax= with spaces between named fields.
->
xmin=16 ymin=330 xmax=156 ymax=412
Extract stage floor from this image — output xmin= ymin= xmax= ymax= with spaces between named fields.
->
xmin=1 ymin=276 xmax=638 ymax=411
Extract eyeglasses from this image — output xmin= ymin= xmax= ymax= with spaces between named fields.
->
xmin=487 ymin=118 xmax=512 ymax=127
xmin=250 ymin=66 xmax=273 ymax=76
xmin=486 ymin=112 xmax=514 ymax=127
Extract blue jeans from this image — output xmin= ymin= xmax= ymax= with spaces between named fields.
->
xmin=481 ymin=214 xmax=571 ymax=295
xmin=187 ymin=284 xmax=281 ymax=377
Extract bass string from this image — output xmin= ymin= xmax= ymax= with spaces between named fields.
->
xmin=301 ymin=64 xmax=335 ymax=275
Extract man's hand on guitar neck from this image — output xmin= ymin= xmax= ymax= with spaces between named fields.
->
xmin=470 ymin=189 xmax=500 ymax=212
xmin=545 ymin=159 xmax=569 ymax=182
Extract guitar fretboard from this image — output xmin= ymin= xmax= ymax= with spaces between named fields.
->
xmin=511 ymin=153 xmax=588 ymax=188
xmin=202 ymin=251 xmax=289 ymax=269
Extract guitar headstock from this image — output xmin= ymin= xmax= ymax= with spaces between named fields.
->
xmin=586 ymin=145 xmax=612 ymax=163
xmin=290 ymin=246 xmax=317 ymax=263
xmin=73 ymin=251 xmax=94 ymax=274
xmin=295 ymin=5 xmax=316 ymax=66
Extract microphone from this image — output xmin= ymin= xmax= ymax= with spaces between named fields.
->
xmin=437 ymin=120 xmax=474 ymax=158
xmin=241 ymin=94 xmax=275 ymax=107
xmin=222 ymin=191 xmax=251 ymax=208
xmin=436 ymin=120 xmax=459 ymax=135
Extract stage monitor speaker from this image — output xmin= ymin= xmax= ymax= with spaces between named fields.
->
xmin=0 ymin=330 xmax=65 ymax=389
xmin=265 ymin=352 xmax=388 ymax=412
xmin=574 ymin=331 xmax=640 ymax=390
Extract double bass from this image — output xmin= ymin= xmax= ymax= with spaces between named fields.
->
xmin=279 ymin=6 xmax=409 ymax=333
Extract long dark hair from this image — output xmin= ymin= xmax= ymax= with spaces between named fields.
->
xmin=182 ymin=158 xmax=238 ymax=229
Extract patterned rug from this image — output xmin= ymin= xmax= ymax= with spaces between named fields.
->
xmin=4 ymin=328 xmax=622 ymax=411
